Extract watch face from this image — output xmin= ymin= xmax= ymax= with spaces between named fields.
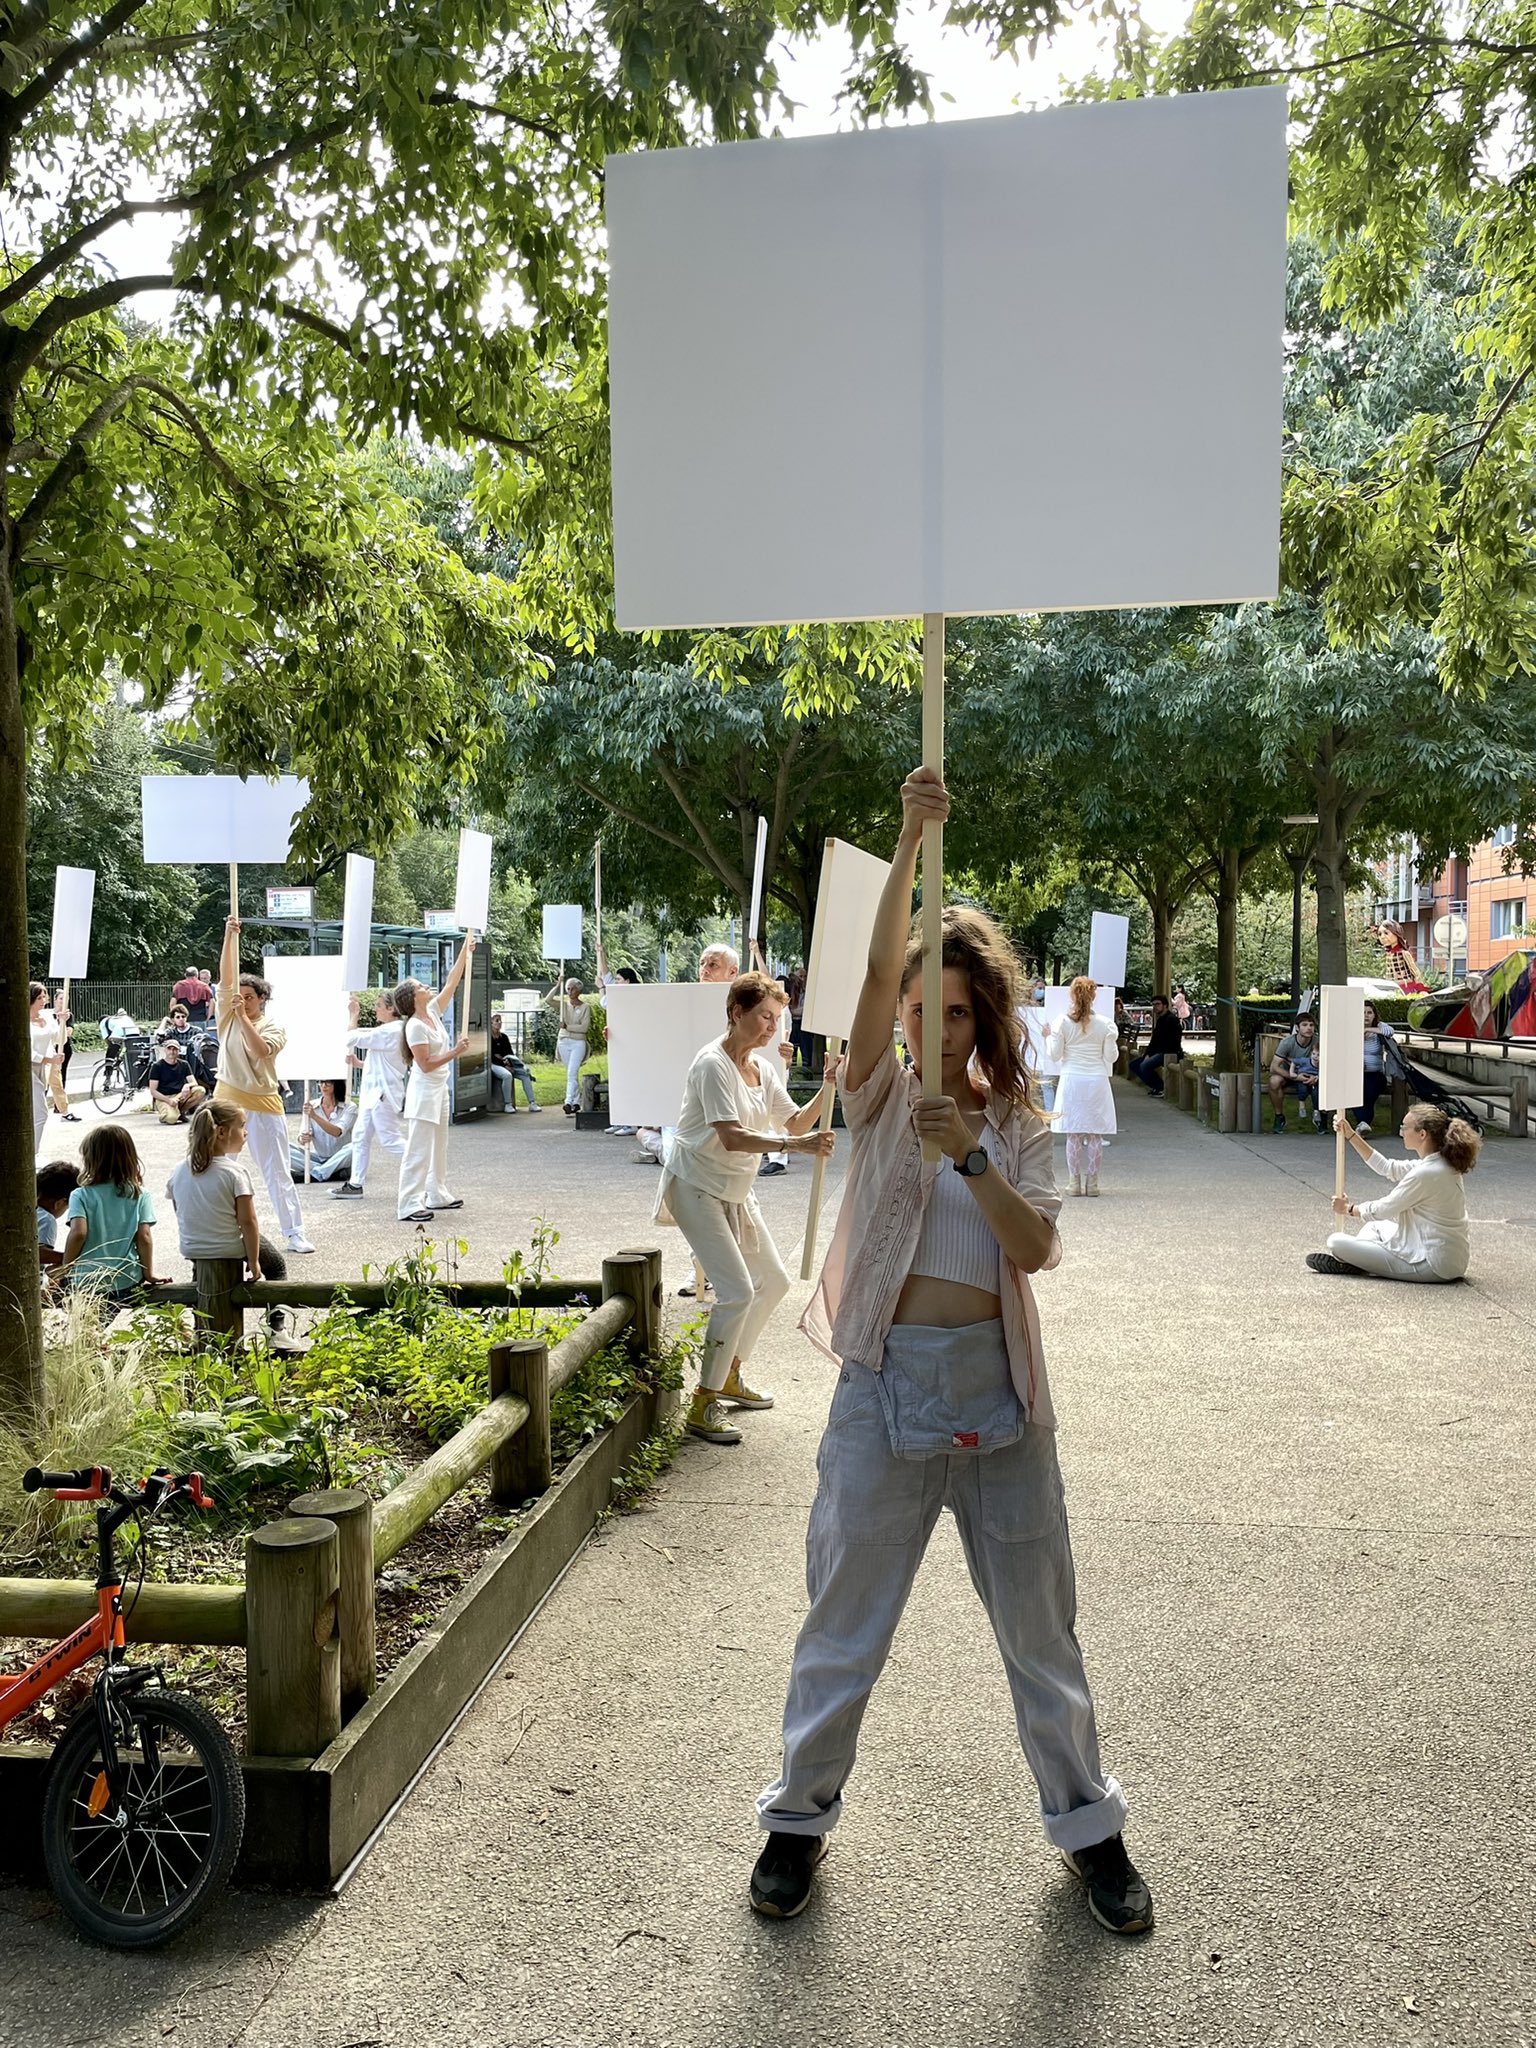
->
xmin=963 ymin=1148 xmax=988 ymax=1176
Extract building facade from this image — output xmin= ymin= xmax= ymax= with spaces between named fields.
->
xmin=1373 ymin=830 xmax=1532 ymax=982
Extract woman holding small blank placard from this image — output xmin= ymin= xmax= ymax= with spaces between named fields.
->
xmin=213 ymin=919 xmax=313 ymax=1255
xmin=1309 ymin=1107 xmax=1479 ymax=1282
xmin=1045 ymin=976 xmax=1118 ymax=1197
xmin=657 ymin=971 xmax=835 ymax=1446
xmin=395 ymin=933 xmax=474 ymax=1224
xmin=751 ymin=768 xmax=1150 ymax=1939
xmin=545 ymin=976 xmax=593 ymax=1112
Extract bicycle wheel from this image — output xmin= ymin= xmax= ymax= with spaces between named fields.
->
xmin=89 ymin=1056 xmax=129 ymax=1116
xmin=42 ymin=1689 xmax=245 ymax=1948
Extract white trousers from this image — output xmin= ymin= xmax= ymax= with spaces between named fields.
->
xmin=757 ymin=1346 xmax=1126 ymax=1854
xmin=398 ymin=1109 xmax=452 ymax=1218
xmin=667 ymin=1175 xmax=791 ymax=1390
xmin=32 ymin=1069 xmax=49 ymax=1158
xmin=243 ymin=1108 xmax=305 ymax=1240
xmin=1326 ymin=1225 xmax=1454 ymax=1283
xmin=353 ymin=1096 xmax=407 ymax=1187
xmin=557 ymin=1035 xmax=587 ymax=1105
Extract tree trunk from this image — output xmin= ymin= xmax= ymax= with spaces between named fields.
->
xmin=1214 ymin=847 xmax=1242 ymax=1073
xmin=1313 ymin=814 xmax=1350 ymax=987
xmin=1150 ymin=893 xmax=1172 ymax=998
xmin=0 ymin=548 xmax=45 ymax=1421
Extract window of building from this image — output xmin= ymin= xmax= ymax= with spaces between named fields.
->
xmin=1491 ymin=824 xmax=1517 ymax=850
xmin=1490 ymin=897 xmax=1528 ymax=940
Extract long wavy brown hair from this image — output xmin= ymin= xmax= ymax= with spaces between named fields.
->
xmin=900 ymin=905 xmax=1036 ymax=1113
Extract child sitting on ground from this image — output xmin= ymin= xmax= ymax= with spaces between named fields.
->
xmin=36 ymin=1160 xmax=81 ymax=1290
xmin=166 ymin=1102 xmax=289 ymax=1289
xmin=59 ymin=1126 xmax=169 ymax=1307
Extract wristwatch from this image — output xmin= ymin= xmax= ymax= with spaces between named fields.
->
xmin=954 ymin=1148 xmax=989 ymax=1179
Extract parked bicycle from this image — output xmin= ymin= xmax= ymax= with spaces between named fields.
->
xmin=0 ymin=1465 xmax=245 ymax=1947
xmin=89 ymin=1026 xmax=217 ymax=1116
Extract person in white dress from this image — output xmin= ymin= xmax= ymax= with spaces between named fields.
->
xmin=1310 ymin=1106 xmax=1480 ymax=1281
xmin=29 ymin=982 xmax=58 ymax=1158
xmin=396 ymin=934 xmax=474 ymax=1223
xmin=332 ymin=992 xmax=409 ymax=1200
xmin=1045 ymin=976 xmax=1118 ymax=1197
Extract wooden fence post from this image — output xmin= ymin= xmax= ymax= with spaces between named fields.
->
xmin=289 ymin=1488 xmax=375 ymax=1719
xmin=604 ymin=1248 xmax=663 ymax=1361
xmin=193 ymin=1256 xmax=244 ymax=1349
xmin=1390 ymin=1075 xmax=1410 ymax=1129
xmin=488 ymin=1340 xmax=551 ymax=1504
xmin=245 ymin=1518 xmax=341 ymax=1758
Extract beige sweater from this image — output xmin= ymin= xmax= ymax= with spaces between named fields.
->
xmin=214 ymin=982 xmax=286 ymax=1115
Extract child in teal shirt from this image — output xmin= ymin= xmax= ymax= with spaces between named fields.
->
xmin=60 ymin=1126 xmax=169 ymax=1305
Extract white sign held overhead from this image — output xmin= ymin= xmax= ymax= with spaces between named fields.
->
xmin=607 ymin=89 xmax=1287 ymax=629
xmin=747 ymin=817 xmax=769 ymax=959
xmin=802 ymin=839 xmax=894 ymax=1042
xmin=340 ymin=854 xmax=375 ymax=990
xmin=264 ymin=956 xmax=350 ymax=1082
xmin=140 ymin=775 xmax=309 ymax=865
xmin=542 ymin=904 xmax=583 ymax=960
xmin=1318 ymin=985 xmax=1366 ymax=1114
xmin=48 ymin=867 xmax=95 ymax=980
xmin=454 ymin=829 xmax=494 ymax=934
xmin=1087 ymin=912 xmax=1129 ymax=990
xmin=606 ymin=982 xmax=729 ymax=1128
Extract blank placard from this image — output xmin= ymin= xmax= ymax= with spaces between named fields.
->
xmin=542 ymin=904 xmax=583 ymax=960
xmin=747 ymin=817 xmax=769 ymax=954
xmin=264 ymin=956 xmax=350 ymax=1082
xmin=1318 ymin=986 xmax=1366 ymax=1112
xmin=454 ymin=829 xmax=494 ymax=933
xmin=606 ymin=982 xmax=730 ymax=1127
xmin=1088 ymin=912 xmax=1129 ymax=989
xmin=340 ymin=854 xmax=374 ymax=990
xmin=141 ymin=775 xmax=309 ymax=864
xmin=1021 ymin=1007 xmax=1059 ymax=1079
xmin=803 ymin=839 xmax=893 ymax=1041
xmin=608 ymin=88 xmax=1286 ymax=628
xmin=49 ymin=866 xmax=95 ymax=979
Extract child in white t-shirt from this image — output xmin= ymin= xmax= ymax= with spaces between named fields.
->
xmin=166 ymin=1103 xmax=269 ymax=1282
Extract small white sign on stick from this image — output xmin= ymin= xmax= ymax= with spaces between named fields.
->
xmin=606 ymin=982 xmax=729 ymax=1128
xmin=340 ymin=854 xmax=374 ymax=990
xmin=454 ymin=829 xmax=494 ymax=934
xmin=803 ymin=839 xmax=893 ymax=1041
xmin=264 ymin=956 xmax=350 ymax=1082
xmin=1088 ymin=912 xmax=1129 ymax=989
xmin=49 ymin=866 xmax=95 ymax=979
xmin=1318 ymin=985 xmax=1366 ymax=1113
xmin=542 ymin=904 xmax=583 ymax=960
xmin=140 ymin=775 xmax=309 ymax=864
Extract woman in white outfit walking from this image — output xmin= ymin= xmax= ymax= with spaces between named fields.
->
xmin=396 ymin=934 xmax=474 ymax=1223
xmin=657 ymin=970 xmax=835 ymax=1446
xmin=1309 ymin=1105 xmax=1480 ymax=1281
xmin=1045 ymin=975 xmax=1118 ymax=1196
xmin=332 ymin=992 xmax=409 ymax=1200
xmin=213 ymin=917 xmax=313 ymax=1254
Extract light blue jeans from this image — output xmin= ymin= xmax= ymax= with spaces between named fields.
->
xmin=757 ymin=1323 xmax=1127 ymax=1854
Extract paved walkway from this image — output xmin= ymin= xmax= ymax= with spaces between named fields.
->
xmin=7 ymin=1091 xmax=1535 ymax=2047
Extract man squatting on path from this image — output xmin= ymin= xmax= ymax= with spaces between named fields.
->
xmin=749 ymin=766 xmax=1153 ymax=1937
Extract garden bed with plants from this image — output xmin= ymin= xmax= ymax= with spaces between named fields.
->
xmin=0 ymin=1232 xmax=691 ymax=1754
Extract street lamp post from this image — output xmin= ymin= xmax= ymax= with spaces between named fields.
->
xmin=1282 ymin=816 xmax=1320 ymax=1004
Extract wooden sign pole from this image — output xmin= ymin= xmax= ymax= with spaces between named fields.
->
xmin=799 ymin=1033 xmax=844 ymax=1282
xmin=594 ymin=839 xmax=603 ymax=959
xmin=228 ymin=862 xmax=239 ymax=920
xmin=1336 ymin=1122 xmax=1347 ymax=1203
xmin=920 ymin=613 xmax=945 ymax=1163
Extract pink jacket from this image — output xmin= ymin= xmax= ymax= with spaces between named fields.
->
xmin=800 ymin=1041 xmax=1064 ymax=1427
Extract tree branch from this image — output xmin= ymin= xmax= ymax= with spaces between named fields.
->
xmin=652 ymin=753 xmax=741 ymax=892
xmin=7 ymin=273 xmax=196 ymax=381
xmin=2 ymin=0 xmax=155 ymax=136
xmin=426 ymin=90 xmax=566 ymax=146
xmin=569 ymin=778 xmax=724 ymax=882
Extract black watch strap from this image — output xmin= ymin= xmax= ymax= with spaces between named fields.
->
xmin=955 ymin=1147 xmax=989 ymax=1178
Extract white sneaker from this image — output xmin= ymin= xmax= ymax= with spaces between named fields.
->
xmin=1086 ymin=1176 xmax=1101 ymax=1197
xmin=284 ymin=1233 xmax=317 ymax=1255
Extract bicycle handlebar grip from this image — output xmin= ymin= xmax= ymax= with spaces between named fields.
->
xmin=22 ymin=1465 xmax=106 ymax=1496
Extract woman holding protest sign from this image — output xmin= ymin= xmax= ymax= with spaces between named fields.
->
xmin=395 ymin=933 xmax=475 ymax=1223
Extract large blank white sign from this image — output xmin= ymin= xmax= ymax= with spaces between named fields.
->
xmin=49 ymin=866 xmax=95 ymax=979
xmin=1088 ymin=912 xmax=1129 ymax=990
xmin=141 ymin=775 xmax=309 ymax=864
xmin=1318 ymin=985 xmax=1366 ymax=1113
xmin=454 ymin=829 xmax=493 ymax=933
xmin=264 ymin=956 xmax=350 ymax=1082
xmin=608 ymin=88 xmax=1287 ymax=628
xmin=606 ymin=982 xmax=730 ymax=1127
xmin=803 ymin=838 xmax=893 ymax=1041
xmin=340 ymin=854 xmax=374 ymax=990
xmin=542 ymin=904 xmax=583 ymax=960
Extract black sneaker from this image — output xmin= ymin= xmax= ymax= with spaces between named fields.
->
xmin=750 ymin=1832 xmax=827 ymax=1918
xmin=331 ymin=1182 xmax=364 ymax=1199
xmin=1060 ymin=1833 xmax=1153 ymax=1935
xmin=1272 ymin=1112 xmax=1286 ymax=1134
xmin=1306 ymin=1251 xmax=1359 ymax=1276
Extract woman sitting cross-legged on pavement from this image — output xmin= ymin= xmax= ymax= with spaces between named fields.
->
xmin=750 ymin=766 xmax=1152 ymax=1938
xmin=1309 ymin=1106 xmax=1479 ymax=1282
xmin=656 ymin=971 xmax=836 ymax=1446
xmin=1045 ymin=974 xmax=1118 ymax=1196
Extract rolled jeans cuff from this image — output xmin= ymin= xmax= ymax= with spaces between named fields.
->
xmin=1041 ymin=1773 xmax=1127 ymax=1853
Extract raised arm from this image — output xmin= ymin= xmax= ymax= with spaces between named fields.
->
xmin=435 ymin=932 xmax=475 ymax=1009
xmin=219 ymin=915 xmax=240 ymax=998
xmin=844 ymin=769 xmax=949 ymax=1093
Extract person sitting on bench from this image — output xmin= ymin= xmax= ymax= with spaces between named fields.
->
xmin=1128 ymin=995 xmax=1182 ymax=1097
xmin=1268 ymin=1015 xmax=1322 ymax=1132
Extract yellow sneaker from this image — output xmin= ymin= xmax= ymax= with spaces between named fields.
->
xmin=685 ymin=1393 xmax=743 ymax=1445
xmin=720 ymin=1364 xmax=774 ymax=1410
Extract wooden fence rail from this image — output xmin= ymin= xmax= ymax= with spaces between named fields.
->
xmin=0 ymin=1579 xmax=246 ymax=1645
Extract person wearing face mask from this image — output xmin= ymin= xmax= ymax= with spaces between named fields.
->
xmin=656 ymin=971 xmax=836 ymax=1445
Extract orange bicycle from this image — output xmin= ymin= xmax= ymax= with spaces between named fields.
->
xmin=0 ymin=1465 xmax=245 ymax=1947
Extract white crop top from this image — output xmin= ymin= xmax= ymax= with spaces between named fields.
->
xmin=909 ymin=1128 xmax=1000 ymax=1294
